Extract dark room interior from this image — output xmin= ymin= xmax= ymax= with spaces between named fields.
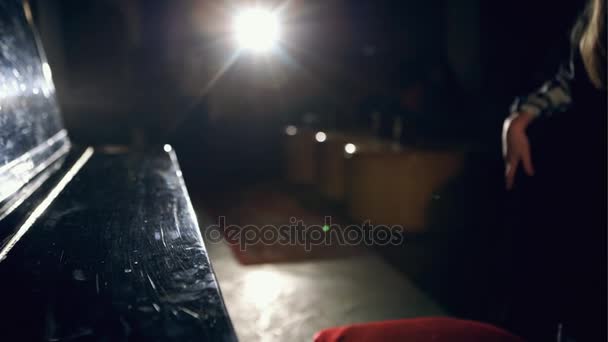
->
xmin=0 ymin=0 xmax=605 ymax=341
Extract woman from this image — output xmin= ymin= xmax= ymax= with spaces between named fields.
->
xmin=503 ymin=0 xmax=605 ymax=189
xmin=502 ymin=0 xmax=606 ymax=340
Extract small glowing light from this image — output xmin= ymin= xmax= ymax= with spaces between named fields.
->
xmin=285 ymin=125 xmax=297 ymax=136
xmin=315 ymin=131 xmax=327 ymax=143
xmin=233 ymin=8 xmax=280 ymax=53
xmin=163 ymin=144 xmax=172 ymax=152
xmin=345 ymin=143 xmax=357 ymax=154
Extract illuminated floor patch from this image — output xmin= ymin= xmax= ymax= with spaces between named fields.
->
xmin=203 ymin=226 xmax=446 ymax=342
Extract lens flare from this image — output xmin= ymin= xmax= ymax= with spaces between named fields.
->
xmin=233 ymin=8 xmax=280 ymax=53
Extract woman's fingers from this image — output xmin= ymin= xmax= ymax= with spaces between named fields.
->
xmin=503 ymin=112 xmax=536 ymax=190
xmin=505 ymin=156 xmax=519 ymax=190
xmin=520 ymin=142 xmax=535 ymax=176
xmin=505 ymin=144 xmax=534 ymax=190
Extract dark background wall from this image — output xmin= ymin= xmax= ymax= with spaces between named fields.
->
xmin=29 ymin=0 xmax=587 ymax=188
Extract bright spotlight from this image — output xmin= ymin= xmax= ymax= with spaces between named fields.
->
xmin=285 ymin=125 xmax=297 ymax=136
xmin=315 ymin=131 xmax=327 ymax=143
xmin=344 ymin=143 xmax=357 ymax=154
xmin=233 ymin=8 xmax=280 ymax=53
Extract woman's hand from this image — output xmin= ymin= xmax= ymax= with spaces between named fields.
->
xmin=502 ymin=112 xmax=536 ymax=190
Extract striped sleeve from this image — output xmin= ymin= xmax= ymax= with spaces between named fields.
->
xmin=510 ymin=60 xmax=575 ymax=117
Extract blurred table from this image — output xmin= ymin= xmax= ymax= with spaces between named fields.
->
xmin=346 ymin=141 xmax=464 ymax=233
xmin=282 ymin=127 xmax=465 ymax=233
xmin=284 ymin=127 xmax=316 ymax=185
xmin=316 ymin=132 xmax=382 ymax=201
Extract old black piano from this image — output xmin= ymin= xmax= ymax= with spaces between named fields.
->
xmin=0 ymin=1 xmax=237 ymax=340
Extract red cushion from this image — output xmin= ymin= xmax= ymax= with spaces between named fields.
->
xmin=314 ymin=317 xmax=524 ymax=342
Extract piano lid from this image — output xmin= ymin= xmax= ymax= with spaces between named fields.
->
xmin=0 ymin=0 xmax=70 ymax=206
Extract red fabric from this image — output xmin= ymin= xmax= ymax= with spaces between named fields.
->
xmin=314 ymin=317 xmax=524 ymax=342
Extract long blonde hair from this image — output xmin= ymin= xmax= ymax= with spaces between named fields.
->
xmin=579 ymin=0 xmax=606 ymax=89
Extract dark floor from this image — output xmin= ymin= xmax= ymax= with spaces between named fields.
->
xmin=204 ymin=236 xmax=446 ymax=341
xmin=195 ymin=183 xmax=502 ymax=341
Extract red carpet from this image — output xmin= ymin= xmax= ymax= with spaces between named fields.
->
xmin=314 ymin=317 xmax=524 ymax=342
xmin=204 ymin=186 xmax=364 ymax=265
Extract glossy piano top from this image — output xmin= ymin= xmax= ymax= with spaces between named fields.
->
xmin=0 ymin=0 xmax=69 ymax=205
xmin=0 ymin=146 xmax=237 ymax=341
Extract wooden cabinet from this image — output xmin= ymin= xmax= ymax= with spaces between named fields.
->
xmin=346 ymin=145 xmax=464 ymax=232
